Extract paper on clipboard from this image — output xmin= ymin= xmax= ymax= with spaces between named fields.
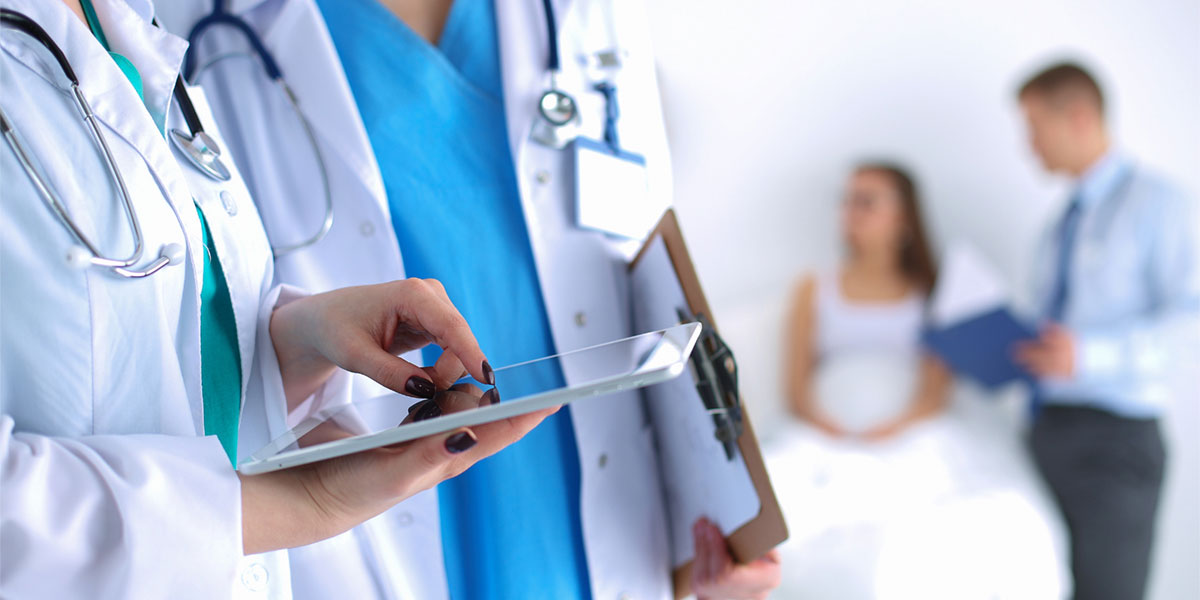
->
xmin=631 ymin=236 xmax=761 ymax=568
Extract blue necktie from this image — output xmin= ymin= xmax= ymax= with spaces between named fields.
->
xmin=1032 ymin=193 xmax=1084 ymax=416
xmin=1047 ymin=194 xmax=1084 ymax=321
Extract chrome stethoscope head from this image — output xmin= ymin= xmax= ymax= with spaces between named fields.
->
xmin=0 ymin=9 xmax=185 ymax=278
xmin=532 ymin=78 xmax=581 ymax=149
xmin=538 ymin=86 xmax=578 ymax=127
xmin=530 ymin=0 xmax=583 ymax=149
xmin=169 ymin=128 xmax=231 ymax=182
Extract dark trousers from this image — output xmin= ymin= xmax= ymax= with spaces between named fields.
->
xmin=1030 ymin=405 xmax=1166 ymax=600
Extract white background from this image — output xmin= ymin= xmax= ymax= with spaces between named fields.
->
xmin=645 ymin=1 xmax=1199 ymax=598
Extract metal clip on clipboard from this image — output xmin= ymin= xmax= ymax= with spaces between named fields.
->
xmin=676 ymin=307 xmax=744 ymax=461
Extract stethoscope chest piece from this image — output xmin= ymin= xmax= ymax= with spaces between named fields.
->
xmin=539 ymin=88 xmax=578 ymax=127
xmin=532 ymin=87 xmax=581 ymax=149
xmin=169 ymin=128 xmax=231 ymax=182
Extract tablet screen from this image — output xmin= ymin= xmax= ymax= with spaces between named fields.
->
xmin=240 ymin=322 xmax=700 ymax=473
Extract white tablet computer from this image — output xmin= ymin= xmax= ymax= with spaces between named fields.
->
xmin=238 ymin=322 xmax=702 ymax=474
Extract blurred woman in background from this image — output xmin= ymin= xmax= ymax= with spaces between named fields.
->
xmin=786 ymin=163 xmax=948 ymax=439
xmin=769 ymin=163 xmax=1066 ymax=599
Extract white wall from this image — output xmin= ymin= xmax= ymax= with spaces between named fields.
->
xmin=644 ymin=1 xmax=1200 ymax=598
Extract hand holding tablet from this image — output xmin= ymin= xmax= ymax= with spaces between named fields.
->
xmin=240 ymin=322 xmax=702 ymax=475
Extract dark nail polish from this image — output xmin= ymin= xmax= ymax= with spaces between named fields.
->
xmin=482 ymin=361 xmax=495 ymax=385
xmin=483 ymin=388 xmax=500 ymax=406
xmin=445 ymin=431 xmax=477 ymax=454
xmin=405 ymin=376 xmax=436 ymax=398
xmin=414 ymin=399 xmax=443 ymax=422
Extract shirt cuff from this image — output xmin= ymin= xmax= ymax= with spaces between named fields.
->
xmin=1076 ymin=329 xmax=1123 ymax=379
xmin=251 ymin=285 xmax=360 ymax=442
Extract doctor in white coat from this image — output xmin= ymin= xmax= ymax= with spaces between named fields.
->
xmin=156 ymin=0 xmax=780 ymax=598
xmin=0 ymin=1 xmax=550 ymax=598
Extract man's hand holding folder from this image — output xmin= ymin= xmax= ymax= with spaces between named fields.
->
xmin=1014 ymin=323 xmax=1077 ymax=378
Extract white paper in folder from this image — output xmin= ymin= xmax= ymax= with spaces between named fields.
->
xmin=631 ymin=236 xmax=761 ymax=568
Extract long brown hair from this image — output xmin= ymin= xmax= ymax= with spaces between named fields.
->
xmin=854 ymin=162 xmax=939 ymax=294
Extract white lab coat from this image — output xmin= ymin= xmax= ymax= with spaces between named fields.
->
xmin=155 ymin=0 xmax=676 ymax=598
xmin=0 ymin=0 xmax=299 ymax=597
xmin=156 ymin=1 xmax=443 ymax=597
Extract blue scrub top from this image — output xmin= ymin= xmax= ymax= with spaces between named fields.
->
xmin=318 ymin=1 xmax=592 ymax=598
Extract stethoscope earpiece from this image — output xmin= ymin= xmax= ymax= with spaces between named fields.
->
xmin=66 ymin=245 xmax=92 ymax=270
xmin=2 ymin=7 xmax=326 ymax=281
xmin=65 ymin=242 xmax=183 ymax=275
xmin=163 ymin=243 xmax=185 ymax=266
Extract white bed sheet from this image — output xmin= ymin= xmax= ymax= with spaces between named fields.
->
xmin=764 ymin=395 xmax=1071 ymax=599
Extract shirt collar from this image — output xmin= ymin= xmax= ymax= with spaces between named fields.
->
xmin=84 ymin=0 xmax=188 ymax=131
xmin=1074 ymin=149 xmax=1132 ymax=208
xmin=0 ymin=0 xmax=187 ymax=133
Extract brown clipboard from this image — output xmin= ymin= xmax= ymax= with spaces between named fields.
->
xmin=629 ymin=209 xmax=788 ymax=599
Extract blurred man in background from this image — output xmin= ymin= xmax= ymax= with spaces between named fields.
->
xmin=1014 ymin=62 xmax=1200 ymax=600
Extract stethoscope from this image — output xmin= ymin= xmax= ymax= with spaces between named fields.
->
xmin=0 ymin=8 xmax=220 ymax=278
xmin=533 ymin=0 xmax=628 ymax=153
xmin=536 ymin=0 xmax=578 ymax=128
xmin=181 ymin=0 xmax=333 ymax=258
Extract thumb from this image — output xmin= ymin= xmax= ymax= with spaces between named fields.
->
xmin=381 ymin=426 xmax=481 ymax=495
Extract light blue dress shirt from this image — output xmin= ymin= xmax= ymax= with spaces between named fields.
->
xmin=1033 ymin=151 xmax=1200 ymax=417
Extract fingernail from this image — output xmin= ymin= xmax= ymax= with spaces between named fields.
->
xmin=414 ymin=399 xmax=443 ymax=422
xmin=483 ymin=388 xmax=500 ymax=406
xmin=445 ymin=431 xmax=477 ymax=454
xmin=482 ymin=361 xmax=495 ymax=385
xmin=405 ymin=376 xmax=436 ymax=398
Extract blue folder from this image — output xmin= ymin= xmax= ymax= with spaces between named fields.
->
xmin=922 ymin=307 xmax=1038 ymax=390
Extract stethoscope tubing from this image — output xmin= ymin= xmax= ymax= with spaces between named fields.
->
xmin=182 ymin=2 xmax=335 ymax=257
xmin=0 ymin=9 xmax=156 ymax=273
xmin=267 ymin=79 xmax=334 ymax=257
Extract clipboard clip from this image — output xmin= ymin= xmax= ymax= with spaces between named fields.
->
xmin=676 ymin=307 xmax=744 ymax=461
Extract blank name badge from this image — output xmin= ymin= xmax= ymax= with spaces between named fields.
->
xmin=574 ymin=137 xmax=656 ymax=239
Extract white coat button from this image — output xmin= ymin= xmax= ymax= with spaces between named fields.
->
xmin=220 ymin=191 xmax=237 ymax=216
xmin=574 ymin=311 xmax=587 ymax=327
xmin=598 ymin=453 xmax=608 ymax=469
xmin=535 ymin=169 xmax=551 ymax=184
xmin=395 ymin=511 xmax=414 ymax=527
xmin=240 ymin=563 xmax=269 ymax=591
xmin=360 ymin=221 xmax=375 ymax=237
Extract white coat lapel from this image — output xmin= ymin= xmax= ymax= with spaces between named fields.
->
xmin=1 ymin=0 xmax=217 ymax=433
xmin=257 ymin=0 xmax=390 ymax=214
xmin=179 ymin=84 xmax=274 ymax=405
xmin=1 ymin=0 xmax=204 ymax=290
